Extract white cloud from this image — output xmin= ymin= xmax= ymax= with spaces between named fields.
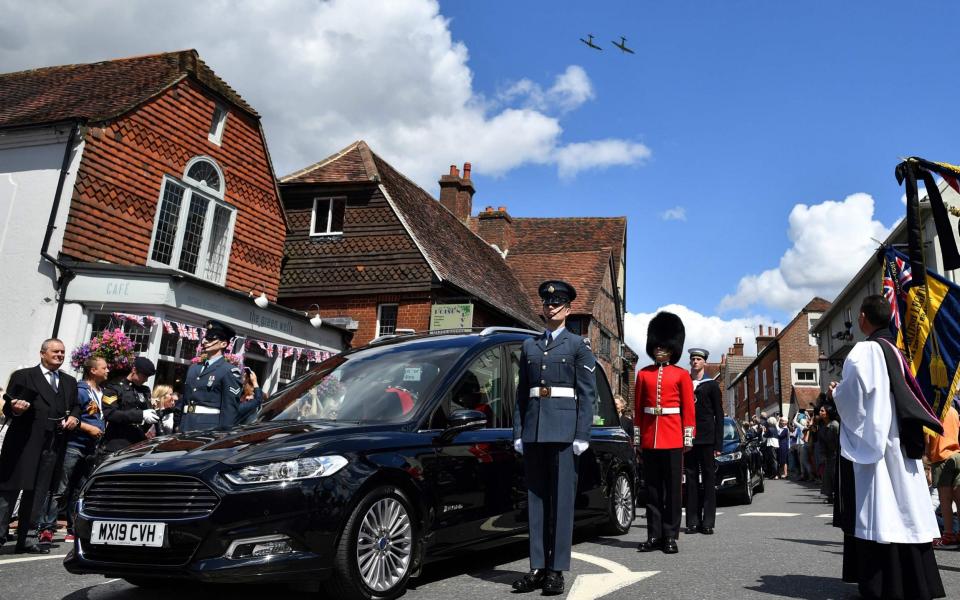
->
xmin=0 ymin=0 xmax=649 ymax=188
xmin=660 ymin=206 xmax=687 ymax=221
xmin=554 ymin=139 xmax=652 ymax=179
xmin=625 ymin=305 xmax=780 ymax=367
xmin=500 ymin=65 xmax=595 ymax=113
xmin=719 ymin=193 xmax=893 ymax=314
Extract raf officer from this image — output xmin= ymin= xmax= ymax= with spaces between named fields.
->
xmin=512 ymin=280 xmax=597 ymax=596
xmin=102 ymin=356 xmax=158 ymax=453
xmin=684 ymin=347 xmax=724 ymax=535
xmin=178 ymin=320 xmax=243 ymax=433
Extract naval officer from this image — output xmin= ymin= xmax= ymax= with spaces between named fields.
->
xmin=178 ymin=320 xmax=244 ymax=433
xmin=512 ymin=280 xmax=597 ymax=596
xmin=684 ymin=347 xmax=724 ymax=535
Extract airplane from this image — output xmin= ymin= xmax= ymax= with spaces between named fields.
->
xmin=612 ymin=36 xmax=635 ymax=54
xmin=579 ymin=34 xmax=602 ymax=50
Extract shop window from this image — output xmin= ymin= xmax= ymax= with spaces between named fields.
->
xmin=147 ymin=157 xmax=235 ymax=285
xmin=91 ymin=314 xmax=151 ymax=353
xmin=311 ymin=197 xmax=346 ymax=236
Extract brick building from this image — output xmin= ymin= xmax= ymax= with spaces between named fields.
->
xmin=276 ymin=142 xmax=541 ymax=345
xmin=729 ymin=298 xmax=831 ymax=419
xmin=0 ymin=51 xmax=347 ymax=390
xmin=720 ymin=337 xmax=755 ymax=417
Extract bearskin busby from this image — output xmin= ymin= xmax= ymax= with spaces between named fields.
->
xmin=645 ymin=311 xmax=685 ymax=364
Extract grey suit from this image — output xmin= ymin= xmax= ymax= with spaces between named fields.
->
xmin=513 ymin=329 xmax=597 ymax=571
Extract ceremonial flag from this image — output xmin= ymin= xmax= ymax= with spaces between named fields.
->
xmin=885 ymin=246 xmax=960 ymax=420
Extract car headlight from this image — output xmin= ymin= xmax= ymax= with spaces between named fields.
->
xmin=717 ymin=451 xmax=742 ymax=463
xmin=224 ymin=455 xmax=349 ymax=485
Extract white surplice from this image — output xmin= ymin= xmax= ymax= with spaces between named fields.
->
xmin=833 ymin=340 xmax=939 ymax=544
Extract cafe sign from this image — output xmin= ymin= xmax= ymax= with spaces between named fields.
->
xmin=430 ymin=303 xmax=474 ymax=331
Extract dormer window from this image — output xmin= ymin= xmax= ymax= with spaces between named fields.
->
xmin=208 ymin=104 xmax=227 ymax=145
xmin=311 ymin=197 xmax=346 ymax=236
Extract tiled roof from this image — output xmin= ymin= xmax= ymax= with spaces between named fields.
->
xmin=0 ymin=50 xmax=256 ymax=129
xmin=368 ymin=148 xmax=541 ymax=328
xmin=506 ymin=249 xmax=611 ymax=316
xmin=508 ymin=217 xmax=626 ymax=279
xmin=281 ymin=141 xmax=380 ymax=184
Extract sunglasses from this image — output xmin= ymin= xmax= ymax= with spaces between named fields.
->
xmin=542 ymin=302 xmax=567 ymax=308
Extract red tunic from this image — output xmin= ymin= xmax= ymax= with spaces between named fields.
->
xmin=634 ymin=364 xmax=695 ymax=449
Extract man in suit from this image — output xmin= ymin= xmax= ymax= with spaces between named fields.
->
xmin=684 ymin=347 xmax=724 ymax=535
xmin=512 ymin=280 xmax=597 ymax=596
xmin=178 ymin=320 xmax=244 ymax=433
xmin=0 ymin=338 xmax=80 ymax=553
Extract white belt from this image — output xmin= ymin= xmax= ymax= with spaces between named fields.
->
xmin=186 ymin=405 xmax=220 ymax=414
xmin=643 ymin=406 xmax=680 ymax=415
xmin=529 ymin=386 xmax=576 ymax=398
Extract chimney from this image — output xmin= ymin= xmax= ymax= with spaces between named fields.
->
xmin=476 ymin=204 xmax=514 ymax=255
xmin=732 ymin=337 xmax=744 ymax=356
xmin=438 ymin=162 xmax=474 ymax=223
xmin=756 ymin=325 xmax=775 ymax=353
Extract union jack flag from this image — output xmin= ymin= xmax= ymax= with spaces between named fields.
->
xmin=883 ymin=260 xmax=901 ymax=329
xmin=895 ymin=256 xmax=913 ymax=293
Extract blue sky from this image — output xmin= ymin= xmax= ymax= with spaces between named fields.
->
xmin=4 ymin=0 xmax=959 ymax=357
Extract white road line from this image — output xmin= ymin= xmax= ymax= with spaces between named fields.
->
xmin=0 ymin=554 xmax=65 ymax=565
xmin=815 ymin=513 xmax=833 ymax=518
xmin=738 ymin=512 xmax=802 ymax=517
xmin=567 ymin=551 xmax=658 ymax=600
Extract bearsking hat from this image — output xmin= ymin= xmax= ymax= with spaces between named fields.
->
xmin=646 ymin=311 xmax=685 ymax=364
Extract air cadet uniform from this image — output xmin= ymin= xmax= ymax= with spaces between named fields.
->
xmin=512 ymin=281 xmax=597 ymax=595
xmin=102 ymin=356 xmax=157 ymax=453
xmin=178 ymin=320 xmax=243 ymax=433
xmin=684 ymin=347 xmax=724 ymax=535
xmin=635 ymin=312 xmax=695 ymax=554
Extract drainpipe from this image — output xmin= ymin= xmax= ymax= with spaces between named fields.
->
xmin=39 ymin=121 xmax=82 ymax=337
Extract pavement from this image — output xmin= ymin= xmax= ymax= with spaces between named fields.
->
xmin=1 ymin=477 xmax=958 ymax=600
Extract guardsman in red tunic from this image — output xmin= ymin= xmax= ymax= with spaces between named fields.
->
xmin=634 ymin=312 xmax=695 ymax=554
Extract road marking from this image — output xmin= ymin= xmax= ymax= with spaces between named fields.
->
xmin=739 ymin=512 xmax=802 ymax=517
xmin=815 ymin=513 xmax=833 ymax=518
xmin=0 ymin=554 xmax=65 ymax=565
xmin=567 ymin=551 xmax=658 ymax=600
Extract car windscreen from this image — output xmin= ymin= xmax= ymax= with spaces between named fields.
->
xmin=258 ymin=343 xmax=468 ymax=423
xmin=723 ymin=420 xmax=740 ymax=442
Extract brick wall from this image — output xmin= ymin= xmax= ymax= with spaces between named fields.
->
xmin=586 ymin=260 xmax=626 ymax=398
xmin=62 ymin=78 xmax=285 ymax=298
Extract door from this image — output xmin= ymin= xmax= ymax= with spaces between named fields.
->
xmin=432 ymin=345 xmax=522 ymax=550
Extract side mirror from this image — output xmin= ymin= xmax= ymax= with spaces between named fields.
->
xmin=435 ymin=409 xmax=487 ymax=444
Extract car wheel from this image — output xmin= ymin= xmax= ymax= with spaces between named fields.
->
xmin=601 ymin=471 xmax=634 ymax=535
xmin=739 ymin=467 xmax=754 ymax=505
xmin=323 ymin=485 xmax=417 ymax=600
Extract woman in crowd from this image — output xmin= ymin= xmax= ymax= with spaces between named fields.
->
xmin=237 ymin=368 xmax=265 ymax=425
xmin=763 ymin=416 xmax=781 ymax=479
xmin=819 ymin=404 xmax=840 ymax=503
xmin=777 ymin=417 xmax=790 ymax=479
xmin=150 ymin=385 xmax=178 ymax=436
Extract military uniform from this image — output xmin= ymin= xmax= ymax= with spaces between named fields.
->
xmin=102 ymin=378 xmax=153 ymax=453
xmin=178 ymin=320 xmax=243 ymax=433
xmin=512 ymin=281 xmax=596 ymax=591
xmin=684 ymin=348 xmax=724 ymax=534
xmin=635 ymin=312 xmax=695 ymax=554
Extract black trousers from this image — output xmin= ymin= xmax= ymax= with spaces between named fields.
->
xmin=524 ymin=443 xmax=579 ymax=571
xmin=0 ymin=432 xmax=62 ymax=549
xmin=643 ymin=448 xmax=682 ymax=540
xmin=684 ymin=444 xmax=718 ymax=528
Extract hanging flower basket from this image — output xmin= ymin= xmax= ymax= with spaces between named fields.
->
xmin=70 ymin=328 xmax=136 ymax=372
xmin=191 ymin=352 xmax=243 ymax=367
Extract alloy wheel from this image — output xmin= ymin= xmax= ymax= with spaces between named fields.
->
xmin=613 ymin=473 xmax=633 ymax=529
xmin=356 ymin=497 xmax=412 ymax=592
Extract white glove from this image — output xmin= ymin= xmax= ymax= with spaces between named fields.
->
xmin=513 ymin=439 xmax=523 ymax=454
xmin=683 ymin=426 xmax=694 ymax=448
xmin=141 ymin=408 xmax=160 ymax=425
xmin=572 ymin=439 xmax=589 ymax=456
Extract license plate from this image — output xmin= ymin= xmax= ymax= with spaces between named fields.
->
xmin=90 ymin=521 xmax=166 ymax=547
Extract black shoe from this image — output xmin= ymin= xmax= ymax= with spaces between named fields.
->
xmin=684 ymin=525 xmax=699 ymax=534
xmin=662 ymin=538 xmax=678 ymax=554
xmin=698 ymin=526 xmax=714 ymax=535
xmin=511 ymin=569 xmax=545 ymax=592
xmin=542 ymin=571 xmax=564 ymax=596
xmin=637 ymin=538 xmax=662 ymax=552
xmin=15 ymin=545 xmax=50 ymax=555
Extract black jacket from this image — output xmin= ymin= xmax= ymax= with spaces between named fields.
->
xmin=101 ymin=377 xmax=152 ymax=452
xmin=692 ymin=376 xmax=724 ymax=451
xmin=1 ymin=366 xmax=79 ymax=490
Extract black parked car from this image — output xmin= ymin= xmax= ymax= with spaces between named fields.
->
xmin=65 ymin=329 xmax=636 ymax=599
xmin=715 ymin=417 xmax=764 ymax=504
